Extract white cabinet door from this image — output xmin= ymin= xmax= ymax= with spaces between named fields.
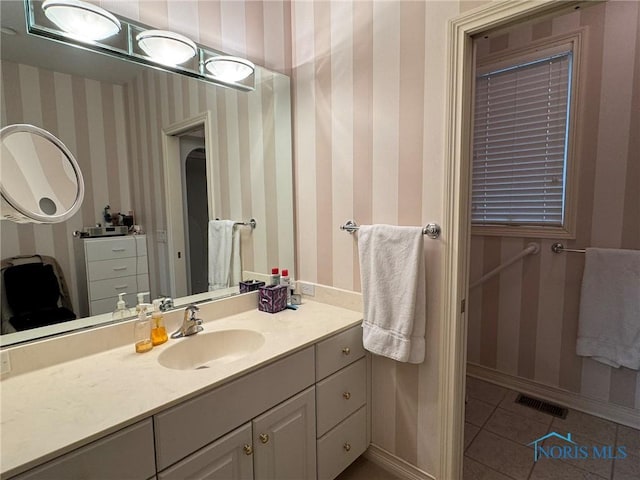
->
xmin=252 ymin=387 xmax=316 ymax=480
xmin=158 ymin=424 xmax=253 ymax=480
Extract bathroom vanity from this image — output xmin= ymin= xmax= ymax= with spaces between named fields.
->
xmin=1 ymin=292 xmax=368 ymax=480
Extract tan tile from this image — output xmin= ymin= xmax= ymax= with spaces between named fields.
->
xmin=551 ymin=410 xmax=617 ymax=445
xmin=541 ymin=432 xmax=613 ymax=479
xmin=466 ymin=430 xmax=535 ymax=480
xmin=613 ymin=452 xmax=640 ymax=480
xmin=463 ymin=456 xmax=513 ymax=480
xmin=485 ymin=407 xmax=551 ymax=446
xmin=466 ymin=398 xmax=496 ymax=427
xmin=499 ymin=390 xmax=556 ymax=426
xmin=617 ymin=425 xmax=640 ymax=457
xmin=530 ymin=458 xmax=607 ymax=480
xmin=466 ymin=377 xmax=509 ymax=405
xmin=465 ymin=422 xmax=481 ymax=450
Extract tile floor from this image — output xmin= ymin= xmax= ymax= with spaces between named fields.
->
xmin=464 ymin=377 xmax=640 ymax=480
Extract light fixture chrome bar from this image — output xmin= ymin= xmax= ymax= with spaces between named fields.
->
xmin=25 ymin=0 xmax=255 ymax=92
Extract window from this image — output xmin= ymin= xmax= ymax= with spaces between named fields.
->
xmin=472 ymin=41 xmax=578 ymax=237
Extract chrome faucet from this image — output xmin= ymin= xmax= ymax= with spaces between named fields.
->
xmin=171 ymin=304 xmax=203 ymax=339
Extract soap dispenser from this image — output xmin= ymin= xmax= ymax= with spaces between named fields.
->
xmin=135 ymin=292 xmax=150 ymax=313
xmin=134 ymin=303 xmax=153 ymax=353
xmin=112 ymin=292 xmax=129 ymax=320
xmin=151 ymin=299 xmax=168 ymax=346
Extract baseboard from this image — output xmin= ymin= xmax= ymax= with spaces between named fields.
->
xmin=467 ymin=362 xmax=640 ymax=429
xmin=364 ymin=444 xmax=436 ymax=480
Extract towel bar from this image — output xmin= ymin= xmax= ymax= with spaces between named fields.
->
xmin=551 ymin=242 xmax=585 ymax=254
xmin=340 ymin=220 xmax=441 ymax=239
xmin=216 ymin=218 xmax=257 ymax=229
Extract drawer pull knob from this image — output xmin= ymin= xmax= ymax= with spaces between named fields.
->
xmin=343 ymin=392 xmax=351 ymax=400
xmin=112 ymin=248 xmax=126 ymax=252
xmin=259 ymin=433 xmax=269 ymax=444
xmin=343 ymin=442 xmax=351 ymax=452
xmin=114 ymin=285 xmax=128 ymax=289
xmin=342 ymin=347 xmax=351 ymax=355
xmin=243 ymin=444 xmax=253 ymax=455
xmin=113 ymin=266 xmax=127 ymax=271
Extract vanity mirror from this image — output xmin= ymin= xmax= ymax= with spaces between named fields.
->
xmin=0 ymin=1 xmax=295 ymax=346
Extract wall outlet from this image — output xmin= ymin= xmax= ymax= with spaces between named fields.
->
xmin=1 ymin=350 xmax=11 ymax=375
xmin=300 ymin=283 xmax=315 ymax=296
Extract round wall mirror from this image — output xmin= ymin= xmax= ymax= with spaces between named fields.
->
xmin=0 ymin=124 xmax=84 ymax=223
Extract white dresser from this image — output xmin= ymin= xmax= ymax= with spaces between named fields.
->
xmin=80 ymin=235 xmax=150 ymax=316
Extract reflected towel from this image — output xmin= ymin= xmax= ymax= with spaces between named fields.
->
xmin=208 ymin=220 xmax=241 ymax=290
xmin=576 ymin=248 xmax=640 ymax=370
xmin=357 ymin=225 xmax=426 ymax=364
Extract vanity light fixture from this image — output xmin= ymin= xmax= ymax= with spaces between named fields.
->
xmin=204 ymin=56 xmax=255 ymax=82
xmin=41 ymin=0 xmax=121 ymax=41
xmin=136 ymin=30 xmax=197 ymax=66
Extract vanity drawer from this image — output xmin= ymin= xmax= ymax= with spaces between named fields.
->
xmin=11 ymin=419 xmax=155 ymax=480
xmin=88 ymin=275 xmax=139 ymax=301
xmin=316 ymin=357 xmax=366 ymax=437
xmin=317 ymin=406 xmax=367 ymax=480
xmin=154 ymin=346 xmax=315 ymax=471
xmin=316 ymin=326 xmax=365 ymax=381
xmin=85 ymin=237 xmax=137 ymax=261
xmin=87 ymin=257 xmax=139 ymax=281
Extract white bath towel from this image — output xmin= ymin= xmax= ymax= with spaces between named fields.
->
xmin=358 ymin=225 xmax=426 ymax=363
xmin=576 ymin=248 xmax=640 ymax=370
xmin=208 ymin=220 xmax=241 ymax=290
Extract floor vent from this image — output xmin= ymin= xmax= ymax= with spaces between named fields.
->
xmin=515 ymin=394 xmax=568 ymax=419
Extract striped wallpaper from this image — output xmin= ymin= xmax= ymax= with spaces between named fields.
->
xmin=468 ymin=2 xmax=640 ymax=411
xmin=125 ymin=65 xmax=295 ymax=297
xmin=1 ymin=61 xmax=133 ymax=318
xmin=291 ymin=0 xmax=462 ymax=474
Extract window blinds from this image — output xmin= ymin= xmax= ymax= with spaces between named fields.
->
xmin=472 ymin=52 xmax=572 ymax=226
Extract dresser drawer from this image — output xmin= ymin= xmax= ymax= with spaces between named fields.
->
xmin=85 ymin=237 xmax=137 ymax=261
xmin=88 ymin=257 xmax=139 ymax=281
xmin=316 ymin=357 xmax=366 ymax=437
xmin=12 ymin=419 xmax=155 ymax=480
xmin=316 ymin=326 xmax=365 ymax=380
xmin=317 ymin=407 xmax=367 ymax=480
xmin=89 ymin=275 xmax=138 ymax=301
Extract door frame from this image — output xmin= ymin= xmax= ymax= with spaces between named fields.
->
xmin=162 ymin=111 xmax=215 ymax=298
xmin=438 ymin=1 xmax=586 ymax=478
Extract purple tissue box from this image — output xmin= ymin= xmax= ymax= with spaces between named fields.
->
xmin=258 ymin=285 xmax=287 ymax=313
xmin=240 ymin=280 xmax=266 ymax=293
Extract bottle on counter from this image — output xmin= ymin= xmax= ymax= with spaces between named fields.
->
xmin=134 ymin=303 xmax=153 ymax=353
xmin=280 ymin=269 xmax=292 ymax=304
xmin=269 ymin=267 xmax=280 ymax=286
xmin=151 ymin=299 xmax=168 ymax=346
xmin=135 ymin=292 xmax=150 ymax=313
xmin=112 ymin=292 xmax=129 ymax=320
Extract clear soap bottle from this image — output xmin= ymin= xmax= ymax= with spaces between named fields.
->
xmin=151 ymin=299 xmax=168 ymax=346
xmin=134 ymin=303 xmax=153 ymax=353
xmin=112 ymin=292 xmax=129 ymax=320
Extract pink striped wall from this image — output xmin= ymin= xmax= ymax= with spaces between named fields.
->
xmin=468 ymin=2 xmax=640 ymax=411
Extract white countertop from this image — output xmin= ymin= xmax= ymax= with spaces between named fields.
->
xmin=0 ymin=299 xmax=362 ymax=478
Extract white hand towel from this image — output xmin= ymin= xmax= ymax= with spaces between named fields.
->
xmin=208 ymin=220 xmax=241 ymax=290
xmin=358 ymin=225 xmax=426 ymax=364
xmin=576 ymin=248 xmax=640 ymax=370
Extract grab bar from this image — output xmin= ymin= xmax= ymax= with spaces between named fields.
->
xmin=469 ymin=243 xmax=540 ymax=290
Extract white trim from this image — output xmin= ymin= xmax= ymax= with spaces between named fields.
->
xmin=162 ymin=111 xmax=215 ymax=298
xmin=364 ymin=444 xmax=435 ymax=480
xmin=440 ymin=1 xmax=587 ymax=479
xmin=467 ymin=362 xmax=640 ymax=430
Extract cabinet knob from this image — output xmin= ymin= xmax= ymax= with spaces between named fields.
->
xmin=259 ymin=433 xmax=270 ymax=444
xmin=343 ymin=391 xmax=351 ymax=400
xmin=243 ymin=444 xmax=253 ymax=455
xmin=343 ymin=442 xmax=351 ymax=452
xmin=342 ymin=347 xmax=351 ymax=355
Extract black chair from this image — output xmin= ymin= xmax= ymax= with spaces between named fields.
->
xmin=2 ymin=258 xmax=76 ymax=332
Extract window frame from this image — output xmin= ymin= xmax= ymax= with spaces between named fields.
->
xmin=470 ymin=30 xmax=584 ymax=239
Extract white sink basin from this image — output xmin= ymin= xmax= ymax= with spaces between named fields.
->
xmin=158 ymin=329 xmax=265 ymax=370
